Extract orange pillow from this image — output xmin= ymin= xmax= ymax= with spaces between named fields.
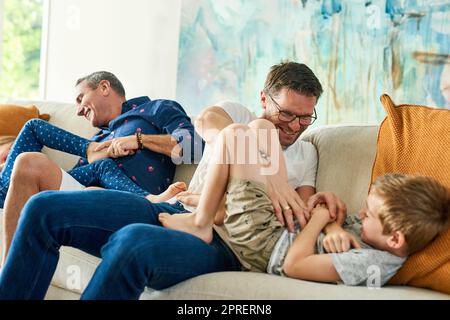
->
xmin=0 ymin=104 xmax=50 ymax=137
xmin=371 ymin=94 xmax=450 ymax=294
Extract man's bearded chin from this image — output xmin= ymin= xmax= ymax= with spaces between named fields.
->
xmin=277 ymin=125 xmax=302 ymax=148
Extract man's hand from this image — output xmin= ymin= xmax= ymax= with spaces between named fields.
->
xmin=176 ymin=191 xmax=201 ymax=208
xmin=267 ymin=175 xmax=309 ymax=232
xmin=322 ymin=226 xmax=361 ymax=253
xmin=94 ymin=136 xmax=138 ymax=158
xmin=307 ymin=192 xmax=347 ymax=226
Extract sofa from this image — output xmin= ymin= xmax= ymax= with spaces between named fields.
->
xmin=0 ymin=99 xmax=448 ymax=300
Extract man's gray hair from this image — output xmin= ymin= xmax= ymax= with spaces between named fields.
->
xmin=76 ymin=71 xmax=126 ymax=97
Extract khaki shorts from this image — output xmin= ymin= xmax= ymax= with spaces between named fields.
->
xmin=220 ymin=179 xmax=284 ymax=273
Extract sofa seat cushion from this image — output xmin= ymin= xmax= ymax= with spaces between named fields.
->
xmin=48 ymin=246 xmax=450 ymax=300
xmin=371 ymin=94 xmax=450 ymax=294
xmin=141 ymin=272 xmax=449 ymax=300
xmin=51 ymin=246 xmax=102 ymax=294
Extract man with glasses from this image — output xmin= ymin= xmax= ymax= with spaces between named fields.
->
xmin=265 ymin=91 xmax=317 ymax=146
xmin=185 ymin=61 xmax=346 ymax=234
xmin=0 ymin=61 xmax=347 ymax=300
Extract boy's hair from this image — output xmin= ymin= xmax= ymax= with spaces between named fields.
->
xmin=0 ymin=135 xmax=16 ymax=147
xmin=263 ymin=61 xmax=323 ymax=99
xmin=76 ymin=71 xmax=126 ymax=97
xmin=371 ymin=173 xmax=450 ymax=254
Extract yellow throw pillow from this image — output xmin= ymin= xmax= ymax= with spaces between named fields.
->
xmin=0 ymin=104 xmax=50 ymax=136
xmin=371 ymin=94 xmax=450 ymax=294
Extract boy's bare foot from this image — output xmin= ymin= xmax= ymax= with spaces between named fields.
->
xmin=147 ymin=181 xmax=187 ymax=203
xmin=158 ymin=212 xmax=213 ymax=244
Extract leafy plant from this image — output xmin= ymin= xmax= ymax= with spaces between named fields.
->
xmin=0 ymin=0 xmax=43 ymax=100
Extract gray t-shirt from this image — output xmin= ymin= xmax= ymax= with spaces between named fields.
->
xmin=267 ymin=215 xmax=406 ymax=287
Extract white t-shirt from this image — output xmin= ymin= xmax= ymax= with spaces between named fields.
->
xmin=186 ymin=101 xmax=317 ymax=207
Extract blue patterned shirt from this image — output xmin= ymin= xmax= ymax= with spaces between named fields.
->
xmin=73 ymin=96 xmax=203 ymax=195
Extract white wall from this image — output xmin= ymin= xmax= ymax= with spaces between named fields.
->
xmin=44 ymin=0 xmax=181 ymax=103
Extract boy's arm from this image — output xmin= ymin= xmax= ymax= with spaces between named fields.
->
xmin=324 ymin=222 xmax=344 ymax=234
xmin=284 ymin=254 xmax=341 ymax=283
xmin=283 ymin=206 xmax=341 ymax=283
xmin=307 ymin=192 xmax=347 ymax=226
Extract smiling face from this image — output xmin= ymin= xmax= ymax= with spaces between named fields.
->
xmin=260 ymin=88 xmax=317 ymax=148
xmin=75 ymin=80 xmax=121 ymax=128
xmin=358 ymin=193 xmax=391 ymax=249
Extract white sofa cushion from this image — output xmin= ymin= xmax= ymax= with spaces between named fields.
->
xmin=301 ymin=124 xmax=379 ymax=215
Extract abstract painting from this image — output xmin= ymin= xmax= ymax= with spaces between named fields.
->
xmin=176 ymin=0 xmax=450 ymax=124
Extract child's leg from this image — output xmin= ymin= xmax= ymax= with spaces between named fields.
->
xmin=70 ymin=159 xmax=187 ymax=201
xmin=247 ymin=119 xmax=287 ymax=181
xmin=68 ymin=159 xmax=149 ymax=196
xmin=159 ymin=123 xmax=268 ymax=243
xmin=0 ymin=119 xmax=90 ymax=192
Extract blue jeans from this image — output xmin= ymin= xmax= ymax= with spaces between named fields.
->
xmin=0 ymin=190 xmax=240 ymax=300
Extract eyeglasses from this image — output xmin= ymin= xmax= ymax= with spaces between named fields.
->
xmin=267 ymin=93 xmax=317 ymax=125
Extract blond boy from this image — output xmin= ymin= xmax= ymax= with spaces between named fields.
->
xmin=270 ymin=173 xmax=450 ymax=286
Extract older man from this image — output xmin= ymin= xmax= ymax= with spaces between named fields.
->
xmin=0 ymin=71 xmax=201 ymax=263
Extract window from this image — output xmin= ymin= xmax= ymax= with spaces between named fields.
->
xmin=0 ymin=0 xmax=44 ymax=100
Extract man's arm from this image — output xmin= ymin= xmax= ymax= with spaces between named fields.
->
xmin=94 ymin=134 xmax=181 ymax=159
xmin=95 ymin=104 xmax=233 ymax=159
xmin=283 ymin=206 xmax=340 ymax=283
xmin=140 ymin=134 xmax=181 ymax=158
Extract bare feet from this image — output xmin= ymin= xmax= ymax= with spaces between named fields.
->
xmin=147 ymin=181 xmax=187 ymax=203
xmin=175 ymin=191 xmax=200 ymax=207
xmin=158 ymin=212 xmax=213 ymax=243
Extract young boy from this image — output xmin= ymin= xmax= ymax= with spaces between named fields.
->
xmin=269 ymin=173 xmax=450 ymax=286
xmin=159 ymin=119 xmax=450 ymax=287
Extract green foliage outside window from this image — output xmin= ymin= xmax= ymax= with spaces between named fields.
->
xmin=0 ymin=0 xmax=43 ymax=100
